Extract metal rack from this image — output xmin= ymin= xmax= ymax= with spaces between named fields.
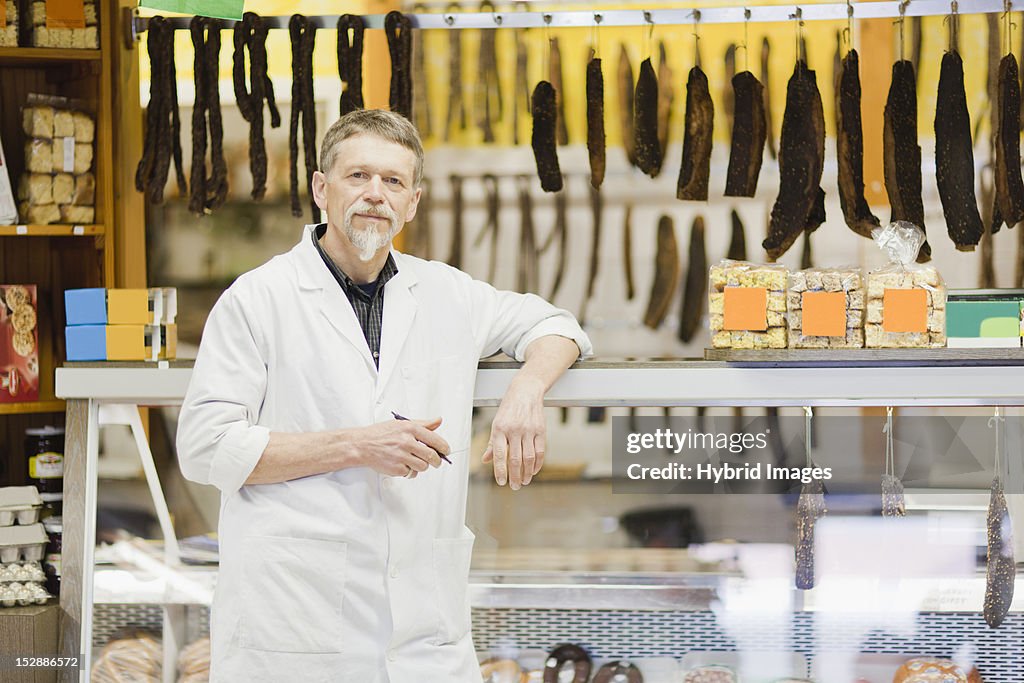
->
xmin=128 ymin=0 xmax=1007 ymax=33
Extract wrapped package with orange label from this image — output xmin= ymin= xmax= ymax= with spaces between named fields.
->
xmin=787 ymin=267 xmax=865 ymax=348
xmin=708 ymin=260 xmax=788 ymax=349
xmin=865 ymin=222 xmax=946 ymax=348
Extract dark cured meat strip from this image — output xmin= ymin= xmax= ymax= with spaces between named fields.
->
xmin=385 ymin=11 xmax=413 ymax=120
xmin=473 ymin=174 xmax=500 ymax=282
xmin=883 ymin=61 xmax=931 ymax=261
xmin=655 ymin=41 xmax=674 ymax=177
xmin=444 ymin=17 xmax=465 ymax=142
xmin=724 ymin=71 xmax=767 ymax=197
xmin=801 ymin=230 xmax=813 ymax=270
xmin=336 ymin=15 xmax=364 ymax=116
xmin=233 ymin=12 xmax=280 ymax=201
xmin=761 ymin=37 xmax=777 ymax=160
xmin=623 ymin=204 xmax=635 ymax=300
xmin=136 ymin=17 xmax=187 ymax=204
xmin=517 ymin=178 xmax=538 ymax=295
xmin=796 ymin=477 xmax=826 ymax=590
xmin=635 ymin=58 xmax=662 ymax=177
xmin=448 ymin=174 xmax=464 ymax=269
xmin=993 ymin=54 xmax=1024 ymax=232
xmin=548 ymin=186 xmax=568 ymax=302
xmin=411 ymin=8 xmax=430 ymax=137
xmin=677 ymin=216 xmax=706 ymax=344
xmin=836 ymin=50 xmax=880 ymax=238
xmin=985 ymin=477 xmax=1015 ymax=628
xmin=724 ymin=43 xmax=736 ymax=138
xmin=288 ymin=15 xmax=318 ymax=221
xmin=513 ymin=29 xmax=528 ymax=145
xmin=763 ymin=61 xmax=825 ymax=260
xmin=935 ymin=50 xmax=984 ymax=251
xmin=676 ymin=66 xmax=714 ymax=201
xmin=618 ymin=46 xmax=638 ymax=168
xmin=586 ymin=56 xmax=606 ymax=189
xmin=643 ymin=215 xmax=679 ymax=329
xmin=579 ymin=186 xmax=603 ymax=325
xmin=727 ymin=209 xmax=747 ymax=261
xmin=530 ymin=82 xmax=563 ymax=192
xmin=549 ymin=38 xmax=568 ymax=146
xmin=475 ymin=0 xmax=501 ymax=143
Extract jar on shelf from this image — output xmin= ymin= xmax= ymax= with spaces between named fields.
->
xmin=25 ymin=425 xmax=64 ymax=517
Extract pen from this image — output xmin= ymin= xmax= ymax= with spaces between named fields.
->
xmin=391 ymin=411 xmax=453 ymax=464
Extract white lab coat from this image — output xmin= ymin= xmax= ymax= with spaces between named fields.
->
xmin=176 ymin=225 xmax=592 ymax=683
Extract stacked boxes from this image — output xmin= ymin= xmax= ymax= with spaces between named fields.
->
xmin=708 ymin=261 xmax=788 ymax=349
xmin=865 ymin=266 xmax=946 ymax=348
xmin=18 ymin=101 xmax=96 ymax=225
xmin=64 ymin=288 xmax=177 ymax=361
xmin=30 ymin=0 xmax=99 ymax=48
xmin=787 ymin=267 xmax=865 ymax=348
xmin=946 ymin=289 xmax=1024 ymax=348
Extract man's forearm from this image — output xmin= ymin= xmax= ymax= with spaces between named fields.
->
xmin=513 ymin=335 xmax=582 ymax=394
xmin=246 ymin=429 xmax=362 ymax=485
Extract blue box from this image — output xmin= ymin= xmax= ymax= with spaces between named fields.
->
xmin=65 ymin=325 xmax=106 ymax=361
xmin=65 ymin=289 xmax=107 ymax=326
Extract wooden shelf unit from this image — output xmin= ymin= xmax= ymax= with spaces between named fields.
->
xmin=0 ymin=223 xmax=104 ymax=236
xmin=0 ymin=399 xmax=66 ymax=415
xmin=0 ymin=46 xmax=102 ymax=64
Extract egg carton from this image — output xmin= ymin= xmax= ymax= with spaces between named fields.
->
xmin=0 ymin=486 xmax=43 ymax=527
xmin=0 ymin=523 xmax=47 ymax=563
xmin=0 ymin=580 xmax=51 ymax=607
xmin=0 ymin=561 xmax=46 ymax=583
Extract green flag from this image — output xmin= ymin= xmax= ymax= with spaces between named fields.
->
xmin=139 ymin=0 xmax=243 ymax=21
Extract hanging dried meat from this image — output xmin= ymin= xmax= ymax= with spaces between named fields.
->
xmin=475 ymin=0 xmax=502 ymax=143
xmin=761 ymin=37 xmax=777 ymax=160
xmin=288 ymin=15 xmax=318 ymax=221
xmin=643 ymin=215 xmax=679 ymax=329
xmin=935 ymin=50 xmax=984 ymax=251
xmin=676 ymin=66 xmax=714 ymax=201
xmin=517 ymin=177 xmax=539 ymax=294
xmin=623 ymin=204 xmax=635 ymax=300
xmin=530 ymin=81 xmax=563 ymax=192
xmin=883 ymin=60 xmax=931 ymax=261
xmin=385 ymin=11 xmax=413 ymax=120
xmin=763 ymin=61 xmax=825 ymax=260
xmin=135 ymin=16 xmax=187 ymax=205
xmin=985 ymin=477 xmax=1015 ymax=628
xmin=513 ymin=28 xmax=529 ymax=146
xmin=836 ymin=50 xmax=880 ymax=238
xmin=618 ymin=46 xmax=638 ymax=168
xmin=189 ymin=17 xmax=228 ymax=216
xmin=724 ymin=43 xmax=736 ymax=138
xmin=795 ymin=477 xmax=826 ymax=590
xmin=678 ymin=216 xmax=706 ymax=344
xmin=447 ymin=174 xmax=464 ymax=269
xmin=586 ymin=55 xmax=606 ymax=189
xmin=727 ymin=209 xmax=747 ymax=261
xmin=580 ymin=186 xmax=603 ymax=325
xmin=655 ymin=41 xmax=675 ymax=177
xmin=336 ymin=14 xmax=364 ymax=116
xmin=549 ymin=38 xmax=568 ymax=146
xmin=473 ymin=174 xmax=500 ymax=282
xmin=411 ymin=9 xmax=430 ymax=137
xmin=992 ymin=54 xmax=1024 ymax=232
xmin=445 ymin=14 xmax=465 ymax=141
xmin=547 ymin=185 xmax=569 ymax=301
xmin=233 ymin=12 xmax=281 ymax=201
xmin=724 ymin=71 xmax=767 ymax=198
xmin=634 ymin=58 xmax=661 ymax=177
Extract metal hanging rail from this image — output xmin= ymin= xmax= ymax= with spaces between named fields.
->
xmin=130 ymin=0 xmax=1006 ymax=34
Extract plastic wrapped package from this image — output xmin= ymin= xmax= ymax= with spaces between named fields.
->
xmin=24 ymin=139 xmax=50 ymax=173
xmin=18 ymin=201 xmax=60 ymax=225
xmin=22 ymin=106 xmax=54 ymax=138
xmin=53 ymin=109 xmax=74 ymax=137
xmin=708 ymin=260 xmax=789 ymax=349
xmin=0 ymin=1 xmax=18 ymax=47
xmin=17 ymin=173 xmax=52 ymax=205
xmin=866 ymin=222 xmax=946 ymax=348
xmin=73 ymin=111 xmax=94 ymax=143
xmin=31 ymin=0 xmax=98 ymax=48
xmin=787 ymin=267 xmax=865 ymax=348
xmin=59 ymin=204 xmax=93 ymax=223
xmin=51 ymin=173 xmax=73 ymax=204
xmin=73 ymin=172 xmax=94 ymax=205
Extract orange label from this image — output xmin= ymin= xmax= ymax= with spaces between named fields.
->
xmin=883 ymin=289 xmax=928 ymax=333
xmin=0 ymin=6 xmax=6 ymax=28
xmin=723 ymin=287 xmax=768 ymax=331
xmin=46 ymin=0 xmax=87 ymax=29
xmin=802 ymin=291 xmax=847 ymax=337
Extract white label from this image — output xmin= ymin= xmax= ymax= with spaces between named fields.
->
xmin=72 ymin=225 xmax=84 ymax=235
xmin=63 ymin=137 xmax=74 ymax=173
xmin=16 ymin=225 xmax=27 ymax=235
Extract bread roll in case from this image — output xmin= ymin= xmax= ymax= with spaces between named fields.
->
xmin=54 ymin=110 xmax=74 ymax=138
xmin=73 ymin=173 xmax=95 ymax=205
xmin=59 ymin=205 xmax=94 ymax=224
xmin=17 ymin=174 xmax=53 ymax=205
xmin=18 ymin=202 xmax=60 ymax=225
xmin=22 ymin=107 xmax=53 ymax=139
xmin=24 ymin=140 xmax=52 ymax=174
xmin=52 ymin=174 xmax=74 ymax=205
xmin=73 ymin=112 xmax=95 ymax=143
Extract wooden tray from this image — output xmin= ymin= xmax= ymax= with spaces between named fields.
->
xmin=703 ymin=348 xmax=1024 ymax=367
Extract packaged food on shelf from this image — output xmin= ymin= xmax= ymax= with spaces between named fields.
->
xmin=0 ymin=561 xmax=46 ymax=583
xmin=708 ymin=260 xmax=789 ymax=348
xmin=945 ymin=289 xmax=1024 ymax=348
xmin=30 ymin=0 xmax=98 ymax=48
xmin=0 ymin=127 xmax=16 ymax=225
xmin=0 ymin=486 xmax=42 ymax=526
xmin=892 ymin=657 xmax=969 ymax=683
xmin=865 ymin=222 xmax=946 ymax=348
xmin=17 ymin=173 xmax=53 ymax=205
xmin=787 ymin=267 xmax=865 ymax=348
xmin=0 ymin=1 xmax=18 ymax=47
xmin=0 ymin=522 xmax=47 ymax=562
xmin=0 ymin=579 xmax=51 ymax=607
xmin=26 ymin=427 xmax=63 ymax=516
xmin=0 ymin=284 xmax=40 ymax=403
xmin=91 ymin=630 xmax=162 ymax=682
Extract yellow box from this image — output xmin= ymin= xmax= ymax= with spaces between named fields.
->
xmin=106 ymin=289 xmax=150 ymax=325
xmin=160 ymin=324 xmax=177 ymax=360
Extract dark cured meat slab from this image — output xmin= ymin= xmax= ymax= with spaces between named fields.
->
xmin=992 ymin=53 xmax=1024 ymax=233
xmin=635 ymin=58 xmax=662 ymax=177
xmin=678 ymin=216 xmax=706 ymax=344
xmin=676 ymin=66 xmax=714 ymax=201
xmin=836 ymin=50 xmax=880 ymax=238
xmin=530 ymin=81 xmax=563 ymax=192
xmin=586 ymin=57 xmax=606 ymax=189
xmin=724 ymin=71 xmax=767 ymax=198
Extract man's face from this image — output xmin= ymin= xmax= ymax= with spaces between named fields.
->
xmin=312 ymin=133 xmax=421 ymax=261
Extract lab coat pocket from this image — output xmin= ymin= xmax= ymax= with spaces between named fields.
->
xmin=432 ymin=536 xmax=474 ymax=644
xmin=239 ymin=536 xmax=347 ymax=654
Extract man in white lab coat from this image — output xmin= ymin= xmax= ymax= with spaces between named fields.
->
xmin=176 ymin=109 xmax=592 ymax=682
